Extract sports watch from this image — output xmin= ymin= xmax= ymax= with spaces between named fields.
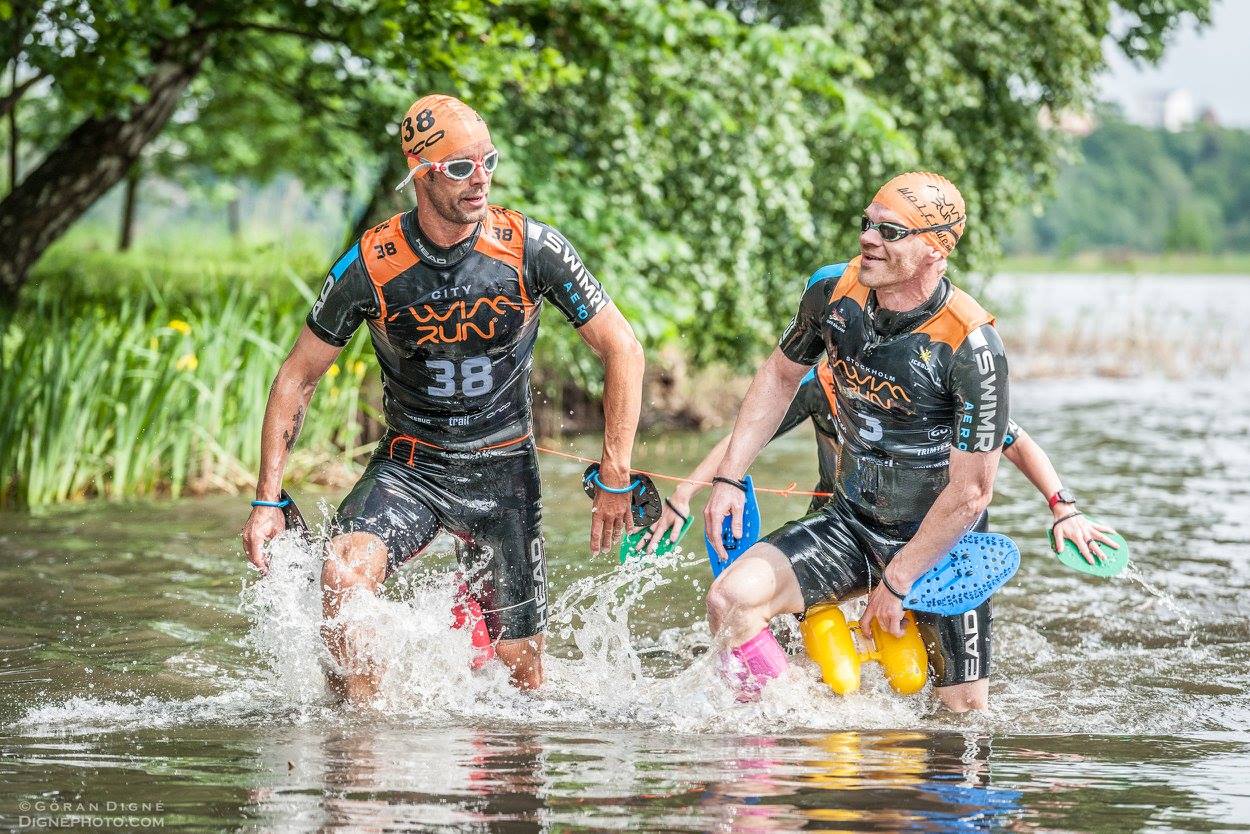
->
xmin=1047 ymin=489 xmax=1077 ymax=511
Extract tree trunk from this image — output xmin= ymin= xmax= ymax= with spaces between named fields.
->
xmin=6 ymin=62 xmax=16 ymax=194
xmin=0 ymin=42 xmax=210 ymax=305
xmin=346 ymin=155 xmax=409 ymax=248
xmin=226 ymin=194 xmax=241 ymax=239
xmin=118 ymin=166 xmax=141 ymax=251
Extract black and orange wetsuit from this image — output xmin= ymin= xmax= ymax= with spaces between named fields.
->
xmin=769 ymin=257 xmax=1010 ymax=686
xmin=307 ymin=205 xmax=611 ymax=640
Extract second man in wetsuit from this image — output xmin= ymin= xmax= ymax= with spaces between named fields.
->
xmin=702 ymin=172 xmax=1009 ymax=712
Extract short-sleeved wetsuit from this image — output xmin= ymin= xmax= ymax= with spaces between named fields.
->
xmin=768 ymin=256 xmax=1010 ymax=686
xmin=307 ymin=205 xmax=611 ymax=640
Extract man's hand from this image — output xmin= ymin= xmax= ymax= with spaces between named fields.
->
xmin=702 ymin=481 xmax=746 ymax=566
xmin=860 ymin=570 xmax=910 ymax=643
xmin=645 ymin=490 xmax=691 ymax=555
xmin=243 ymin=506 xmax=286 ymax=574
xmin=1052 ymin=512 xmax=1119 ymax=565
xmin=590 ymin=479 xmax=632 ymax=557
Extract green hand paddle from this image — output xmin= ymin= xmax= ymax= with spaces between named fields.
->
xmin=1047 ymin=516 xmax=1129 ymax=577
xmin=620 ymin=516 xmax=694 ymax=563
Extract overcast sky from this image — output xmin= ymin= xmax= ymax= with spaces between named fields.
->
xmin=1099 ymin=0 xmax=1250 ymax=126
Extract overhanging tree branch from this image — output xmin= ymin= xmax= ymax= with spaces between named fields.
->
xmin=0 ymin=68 xmax=47 ymax=119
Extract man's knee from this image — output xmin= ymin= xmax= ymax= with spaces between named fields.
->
xmin=323 ymin=532 xmax=388 ymax=593
xmin=705 ymin=580 xmax=741 ymax=627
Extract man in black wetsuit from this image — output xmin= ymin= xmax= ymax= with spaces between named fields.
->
xmin=241 ymin=95 xmax=645 ymax=700
xmin=703 ymin=171 xmax=1007 ymax=712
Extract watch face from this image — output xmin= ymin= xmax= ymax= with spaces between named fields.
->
xmin=1058 ymin=489 xmax=1077 ymax=504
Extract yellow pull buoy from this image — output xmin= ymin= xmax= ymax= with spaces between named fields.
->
xmin=800 ymin=603 xmax=928 ymax=696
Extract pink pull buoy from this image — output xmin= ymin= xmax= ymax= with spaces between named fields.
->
xmin=451 ymin=581 xmax=495 ymax=669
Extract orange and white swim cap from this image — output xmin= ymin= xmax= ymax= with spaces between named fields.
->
xmin=394 ymin=94 xmax=492 ymax=190
xmin=872 ymin=172 xmax=966 ymax=255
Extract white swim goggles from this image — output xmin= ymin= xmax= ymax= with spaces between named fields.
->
xmin=395 ymin=150 xmax=499 ymax=191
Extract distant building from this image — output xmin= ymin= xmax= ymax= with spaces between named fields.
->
xmin=1139 ymin=88 xmax=1198 ymax=132
xmin=1038 ymin=106 xmax=1097 ymax=136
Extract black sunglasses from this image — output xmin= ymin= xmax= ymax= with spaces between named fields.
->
xmin=861 ymin=214 xmax=964 ymax=243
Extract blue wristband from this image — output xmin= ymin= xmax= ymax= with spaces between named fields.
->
xmin=588 ymin=472 xmax=642 ymax=495
xmin=251 ymin=498 xmax=291 ymax=508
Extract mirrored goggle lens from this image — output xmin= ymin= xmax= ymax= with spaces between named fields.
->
xmin=861 ymin=215 xmax=910 ymax=241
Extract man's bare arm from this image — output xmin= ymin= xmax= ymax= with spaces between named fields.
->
xmin=243 ymin=326 xmax=341 ymax=571
xmin=702 ymin=348 xmax=810 ymax=563
xmin=574 ymin=303 xmax=645 ymax=554
xmin=883 ymin=447 xmax=1000 ymax=588
xmin=256 ymin=326 xmax=343 ymax=499
xmin=716 ymin=348 xmax=811 ymax=479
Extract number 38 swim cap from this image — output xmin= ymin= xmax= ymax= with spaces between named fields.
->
xmin=394 ymin=94 xmax=492 ymax=190
xmin=872 ymin=172 xmax=967 ymax=255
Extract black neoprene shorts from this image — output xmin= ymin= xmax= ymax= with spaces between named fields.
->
xmin=764 ymin=497 xmax=992 ymax=687
xmin=333 ymin=434 xmax=547 ymax=641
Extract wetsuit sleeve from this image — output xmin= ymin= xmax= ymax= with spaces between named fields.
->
xmin=526 ymin=221 xmax=611 ymax=328
xmin=771 ymin=373 xmax=819 ymax=439
xmin=305 ymin=242 xmax=379 ymax=347
xmin=950 ymin=323 xmax=1010 ymax=453
xmin=1002 ymin=418 xmax=1023 ymax=448
xmin=778 ymin=279 xmax=830 ymax=365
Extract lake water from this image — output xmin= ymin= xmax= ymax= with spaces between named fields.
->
xmin=2 ymin=274 xmax=1249 ymax=832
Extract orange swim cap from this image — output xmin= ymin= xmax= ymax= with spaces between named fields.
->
xmin=872 ymin=172 xmax=966 ymax=255
xmin=394 ymin=94 xmax=492 ymax=189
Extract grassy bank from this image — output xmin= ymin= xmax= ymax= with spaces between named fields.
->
xmin=998 ymin=252 xmax=1250 ymax=275
xmin=2 ymin=235 xmax=736 ymax=509
xmin=1 ymin=237 xmax=374 ymax=509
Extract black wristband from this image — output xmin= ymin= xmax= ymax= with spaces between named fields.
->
xmin=1051 ymin=510 xmax=1083 ymax=533
xmin=880 ymin=573 xmax=908 ymax=601
xmin=712 ymin=475 xmax=748 ymax=494
xmin=664 ymin=498 xmax=689 ymax=524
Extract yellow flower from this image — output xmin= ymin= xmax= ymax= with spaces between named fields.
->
xmin=326 ymin=364 xmax=341 ymax=378
xmin=352 ymin=360 xmax=367 ymax=377
xmin=168 ymin=319 xmax=192 ymax=335
xmin=175 ymin=353 xmax=198 ymax=372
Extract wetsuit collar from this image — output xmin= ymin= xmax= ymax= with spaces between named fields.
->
xmin=866 ymin=278 xmax=950 ymax=340
xmin=403 ymin=207 xmax=481 ymax=269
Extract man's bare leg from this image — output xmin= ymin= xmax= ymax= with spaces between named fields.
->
xmin=321 ymin=531 xmax=389 ymax=703
xmin=495 ymin=634 xmax=545 ymax=690
xmin=935 ymin=678 xmax=989 ymax=713
xmin=705 ymin=543 xmax=806 ymax=646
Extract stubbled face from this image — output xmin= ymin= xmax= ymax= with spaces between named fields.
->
xmin=857 ymin=202 xmax=937 ymax=288
xmin=417 ymin=139 xmax=495 ymax=225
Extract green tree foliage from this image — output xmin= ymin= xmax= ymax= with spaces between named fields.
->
xmin=0 ymin=0 xmax=564 ymax=301
xmin=3 ymin=0 xmax=1211 ymax=327
xmin=1011 ymin=116 xmax=1250 ymax=254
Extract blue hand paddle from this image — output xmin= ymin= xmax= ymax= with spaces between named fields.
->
xmin=902 ymin=532 xmax=1020 ymax=616
xmin=704 ymin=475 xmax=761 ymax=578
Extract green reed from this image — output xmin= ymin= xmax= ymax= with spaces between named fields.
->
xmin=1 ymin=266 xmax=374 ymax=509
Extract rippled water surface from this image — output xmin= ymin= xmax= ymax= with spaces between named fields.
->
xmin=2 ymin=275 xmax=1249 ymax=831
